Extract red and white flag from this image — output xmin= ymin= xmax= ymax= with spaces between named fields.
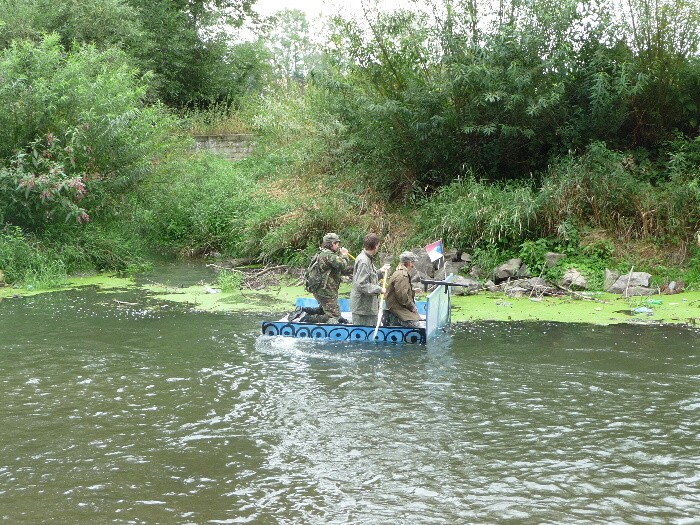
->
xmin=424 ymin=240 xmax=444 ymax=262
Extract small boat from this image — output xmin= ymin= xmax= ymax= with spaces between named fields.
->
xmin=261 ymin=275 xmax=454 ymax=344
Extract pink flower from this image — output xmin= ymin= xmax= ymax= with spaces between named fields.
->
xmin=68 ymin=178 xmax=86 ymax=194
xmin=77 ymin=211 xmax=90 ymax=224
xmin=19 ymin=176 xmax=36 ymax=190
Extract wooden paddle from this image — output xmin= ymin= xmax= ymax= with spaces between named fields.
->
xmin=372 ymin=266 xmax=389 ymax=339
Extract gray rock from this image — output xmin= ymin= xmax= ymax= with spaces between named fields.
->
xmin=434 ymin=259 xmax=469 ymax=280
xmin=518 ymin=263 xmax=532 ymax=278
xmin=607 ymin=272 xmax=653 ymax=294
xmin=412 ymin=249 xmax=435 ymax=280
xmin=449 ymin=275 xmax=481 ymax=296
xmin=443 ymin=248 xmax=459 ymax=261
xmin=604 ymin=269 xmax=620 ymax=291
xmin=469 ymin=266 xmax=484 ymax=278
xmin=453 ymin=251 xmax=472 ymax=264
xmin=560 ymin=268 xmax=587 ymax=290
xmin=505 ymin=286 xmax=529 ymax=298
xmin=521 ymin=277 xmax=553 ymax=292
xmin=545 ymin=252 xmax=566 ymax=268
xmin=503 ymin=277 xmax=556 ymax=296
xmin=622 ymin=286 xmax=657 ymax=297
xmin=494 ymin=258 xmax=523 ymax=282
xmin=484 ymin=279 xmax=500 ymax=292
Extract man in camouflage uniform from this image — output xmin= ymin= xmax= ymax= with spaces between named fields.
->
xmin=291 ymin=232 xmax=350 ymax=324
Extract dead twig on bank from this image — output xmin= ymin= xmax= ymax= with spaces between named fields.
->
xmin=555 ymin=284 xmax=611 ymax=303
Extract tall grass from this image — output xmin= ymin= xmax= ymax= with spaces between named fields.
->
xmin=539 ymin=142 xmax=700 ymax=246
xmin=180 ymin=103 xmax=251 ymax=136
xmin=419 ymin=142 xmax=700 ymax=252
xmin=135 ymin=148 xmax=382 ymax=265
xmin=418 ymin=174 xmax=540 ymax=251
xmin=538 ymin=143 xmax=653 ymax=240
xmin=0 ymin=226 xmax=66 ymax=288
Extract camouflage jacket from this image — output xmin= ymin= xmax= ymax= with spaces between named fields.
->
xmin=316 ymin=247 xmax=350 ymax=293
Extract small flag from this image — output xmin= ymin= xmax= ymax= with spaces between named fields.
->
xmin=425 ymin=240 xmax=444 ymax=262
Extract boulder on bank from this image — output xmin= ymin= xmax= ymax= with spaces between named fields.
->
xmin=494 ymin=258 xmax=530 ymax=282
xmin=606 ymin=271 xmax=656 ymax=296
xmin=545 ymin=252 xmax=566 ymax=268
xmin=411 ymin=249 xmax=434 ymax=279
xmin=604 ymin=269 xmax=620 ymax=291
xmin=446 ymin=275 xmax=481 ymax=295
xmin=560 ymin=268 xmax=587 ymax=290
xmin=388 ymin=246 xmax=663 ymax=299
xmin=505 ymin=277 xmax=556 ymax=297
xmin=434 ymin=258 xmax=469 ymax=281
xmin=405 ymin=247 xmax=471 ymax=281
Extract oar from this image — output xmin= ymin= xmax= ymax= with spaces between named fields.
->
xmin=372 ymin=267 xmax=389 ymax=339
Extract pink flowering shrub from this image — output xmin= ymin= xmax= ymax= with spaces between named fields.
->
xmin=1 ymin=131 xmax=92 ymax=227
xmin=0 ymin=37 xmax=179 ymax=234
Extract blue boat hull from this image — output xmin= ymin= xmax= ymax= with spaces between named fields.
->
xmin=261 ymin=320 xmax=426 ymax=344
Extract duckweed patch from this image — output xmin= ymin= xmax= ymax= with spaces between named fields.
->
xmin=0 ymin=274 xmax=135 ymax=298
xmin=450 ymin=292 xmax=700 ymax=326
xmin=4 ymin=271 xmax=700 ymax=327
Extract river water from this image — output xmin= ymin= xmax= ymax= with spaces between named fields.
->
xmin=1 ymin=279 xmax=699 ymax=524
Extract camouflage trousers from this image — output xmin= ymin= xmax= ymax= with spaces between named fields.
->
xmin=313 ymin=289 xmax=341 ymax=319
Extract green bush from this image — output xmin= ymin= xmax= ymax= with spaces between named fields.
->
xmin=216 ymin=268 xmax=244 ymax=292
xmin=0 ymin=35 xmax=179 ymax=232
xmin=519 ymin=238 xmax=556 ymax=276
xmin=136 ymin=153 xmax=275 ymax=257
xmin=0 ymin=133 xmax=90 ymax=228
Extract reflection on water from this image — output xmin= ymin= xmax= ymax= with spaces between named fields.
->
xmin=1 ymin=288 xmax=699 ymax=524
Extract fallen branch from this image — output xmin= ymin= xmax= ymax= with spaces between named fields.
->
xmin=555 ymin=284 xmax=611 ymax=303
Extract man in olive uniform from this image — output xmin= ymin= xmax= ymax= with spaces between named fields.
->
xmin=384 ymin=251 xmax=424 ymax=328
xmin=291 ymin=232 xmax=350 ymax=324
xmin=350 ymin=233 xmax=390 ymax=326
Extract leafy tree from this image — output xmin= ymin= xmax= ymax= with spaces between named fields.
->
xmin=123 ymin=0 xmax=259 ymax=107
xmin=0 ymin=0 xmax=141 ymax=50
xmin=0 ymin=0 xmax=263 ymax=108
xmin=312 ymin=0 xmax=700 ymax=198
xmin=617 ymin=0 xmax=700 ymax=147
xmin=260 ymin=9 xmax=318 ymax=88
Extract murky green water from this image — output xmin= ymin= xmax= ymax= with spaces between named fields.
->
xmin=1 ymin=281 xmax=699 ymax=524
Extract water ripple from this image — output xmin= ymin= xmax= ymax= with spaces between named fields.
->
xmin=1 ymin=295 xmax=699 ymax=523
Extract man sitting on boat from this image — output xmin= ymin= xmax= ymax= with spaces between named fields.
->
xmin=383 ymin=251 xmax=425 ymax=328
xmin=289 ymin=232 xmax=351 ymax=324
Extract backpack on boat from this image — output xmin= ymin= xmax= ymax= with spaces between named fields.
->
xmin=304 ymin=253 xmax=323 ymax=293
